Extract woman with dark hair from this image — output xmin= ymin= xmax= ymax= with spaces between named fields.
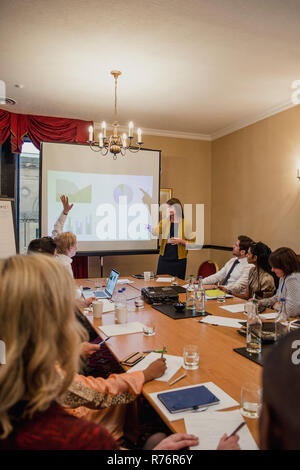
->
xmin=149 ymin=198 xmax=195 ymax=280
xmin=221 ymin=242 xmax=275 ymax=300
xmin=259 ymin=247 xmax=300 ymax=317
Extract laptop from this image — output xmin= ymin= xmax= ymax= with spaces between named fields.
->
xmin=95 ymin=269 xmax=120 ymax=299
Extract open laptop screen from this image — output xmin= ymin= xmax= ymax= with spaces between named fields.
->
xmin=105 ymin=269 xmax=120 ymax=297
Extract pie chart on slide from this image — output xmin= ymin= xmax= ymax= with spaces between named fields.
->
xmin=113 ymin=184 xmax=133 ymax=204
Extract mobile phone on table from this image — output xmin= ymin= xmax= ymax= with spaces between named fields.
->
xmin=120 ymin=352 xmax=145 ymax=366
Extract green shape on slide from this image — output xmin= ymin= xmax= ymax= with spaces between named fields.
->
xmin=56 ymin=179 xmax=92 ymax=203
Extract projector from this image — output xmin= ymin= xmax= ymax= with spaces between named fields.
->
xmin=141 ymin=286 xmax=179 ymax=304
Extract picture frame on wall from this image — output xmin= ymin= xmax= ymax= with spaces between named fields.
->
xmin=160 ymin=188 xmax=172 ymax=206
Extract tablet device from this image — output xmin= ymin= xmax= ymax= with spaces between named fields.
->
xmin=157 ymin=385 xmax=220 ymax=413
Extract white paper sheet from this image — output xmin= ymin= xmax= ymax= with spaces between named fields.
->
xmin=219 ymin=304 xmax=246 ymax=313
xmin=199 ymin=315 xmax=243 ymax=328
xmin=127 ymin=352 xmax=183 ymax=382
xmin=117 ymin=279 xmax=134 ymax=284
xmin=149 ymin=381 xmax=239 ymax=422
xmin=260 ymin=312 xmax=278 ymax=320
xmin=156 ymin=277 xmax=175 ymax=282
xmin=98 ymin=321 xmax=145 ymax=337
xmin=184 ymin=409 xmax=258 ymax=450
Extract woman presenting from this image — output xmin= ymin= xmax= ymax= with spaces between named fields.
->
xmin=149 ymin=198 xmax=195 ymax=280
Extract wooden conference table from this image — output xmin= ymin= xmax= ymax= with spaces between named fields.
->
xmin=77 ymin=275 xmax=263 ymax=445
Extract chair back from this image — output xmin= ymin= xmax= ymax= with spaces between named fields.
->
xmin=197 ymin=260 xmax=219 ymax=279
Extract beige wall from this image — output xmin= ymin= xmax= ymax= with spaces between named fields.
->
xmin=89 ymin=134 xmax=212 ymax=278
xmin=89 ymin=103 xmax=300 ymax=279
xmin=211 ymin=105 xmax=300 ymax=253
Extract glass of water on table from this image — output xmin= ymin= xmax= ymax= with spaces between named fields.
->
xmin=183 ymin=344 xmax=199 ymax=370
xmin=240 ymin=383 xmax=262 ymax=418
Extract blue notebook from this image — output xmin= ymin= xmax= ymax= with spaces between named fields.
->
xmin=157 ymin=385 xmax=220 ymax=414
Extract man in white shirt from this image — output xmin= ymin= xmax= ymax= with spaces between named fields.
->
xmin=202 ymin=235 xmax=253 ymax=294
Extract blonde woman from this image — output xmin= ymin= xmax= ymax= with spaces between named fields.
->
xmin=0 ymin=255 xmax=203 ymax=450
xmin=0 ymin=255 xmax=117 ymax=449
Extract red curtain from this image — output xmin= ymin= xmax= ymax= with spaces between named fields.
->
xmin=0 ymin=109 xmax=92 ymax=277
xmin=72 ymin=256 xmax=89 ymax=279
xmin=0 ymin=110 xmax=10 ymax=145
xmin=0 ymin=109 xmax=92 ymax=153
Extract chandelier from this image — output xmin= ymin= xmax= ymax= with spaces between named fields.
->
xmin=88 ymin=70 xmax=143 ymax=159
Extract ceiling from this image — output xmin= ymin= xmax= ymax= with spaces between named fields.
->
xmin=1 ymin=0 xmax=300 ymax=140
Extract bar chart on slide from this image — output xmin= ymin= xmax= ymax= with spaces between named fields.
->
xmin=66 ymin=214 xmax=92 ymax=235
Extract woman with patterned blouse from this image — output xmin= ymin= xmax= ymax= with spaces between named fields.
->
xmin=222 ymin=242 xmax=275 ymax=300
xmin=259 ymin=247 xmax=300 ymax=317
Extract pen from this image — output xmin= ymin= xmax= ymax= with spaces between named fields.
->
xmin=169 ymin=373 xmax=187 ymax=386
xmin=228 ymin=421 xmax=246 ymax=438
xmin=99 ymin=336 xmax=111 ymax=346
xmin=143 ymin=349 xmax=168 ymax=353
xmin=161 ymin=346 xmax=166 ymax=358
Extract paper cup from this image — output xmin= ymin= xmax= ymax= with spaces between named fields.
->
xmin=92 ymin=300 xmax=103 ymax=318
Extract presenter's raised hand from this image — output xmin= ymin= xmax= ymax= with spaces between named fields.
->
xmin=60 ymin=195 xmax=74 ymax=215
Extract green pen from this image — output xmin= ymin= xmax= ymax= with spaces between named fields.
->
xmin=143 ymin=349 xmax=168 ymax=353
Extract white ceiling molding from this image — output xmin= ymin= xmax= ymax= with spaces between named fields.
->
xmin=94 ymin=122 xmax=211 ymax=142
xmin=96 ymin=99 xmax=299 ymax=143
xmin=211 ymin=100 xmax=298 ymax=141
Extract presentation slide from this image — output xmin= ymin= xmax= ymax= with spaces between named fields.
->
xmin=41 ymin=142 xmax=160 ymax=254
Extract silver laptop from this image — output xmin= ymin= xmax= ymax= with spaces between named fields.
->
xmin=95 ymin=269 xmax=119 ymax=299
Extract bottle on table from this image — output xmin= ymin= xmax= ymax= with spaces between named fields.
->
xmin=195 ymin=276 xmax=206 ymax=314
xmin=275 ymin=297 xmax=289 ymax=341
xmin=115 ymin=288 xmax=128 ymax=324
xmin=246 ymin=299 xmax=262 ymax=354
xmin=186 ymin=275 xmax=196 ymax=311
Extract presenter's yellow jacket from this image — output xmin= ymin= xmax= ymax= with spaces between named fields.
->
xmin=152 ymin=218 xmax=196 ymax=259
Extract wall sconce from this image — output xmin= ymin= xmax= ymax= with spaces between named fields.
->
xmin=297 ymin=168 xmax=300 ymax=180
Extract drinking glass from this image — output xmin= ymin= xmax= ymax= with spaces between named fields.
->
xmin=240 ymin=383 xmax=262 ymax=419
xmin=143 ymin=322 xmax=155 ymax=336
xmin=216 ymin=282 xmax=226 ymax=303
xmin=183 ymin=344 xmax=199 ymax=370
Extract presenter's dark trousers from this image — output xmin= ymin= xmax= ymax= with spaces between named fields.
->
xmin=156 ymin=244 xmax=187 ymax=280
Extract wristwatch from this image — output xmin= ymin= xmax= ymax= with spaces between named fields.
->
xmin=227 ymin=289 xmax=232 ymax=295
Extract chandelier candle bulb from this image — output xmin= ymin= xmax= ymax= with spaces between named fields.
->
xmin=122 ymin=133 xmax=127 ymax=147
xmin=128 ymin=121 xmax=134 ymax=138
xmin=88 ymin=125 xmax=93 ymax=142
xmin=99 ymin=132 xmax=103 ymax=147
xmin=137 ymin=128 xmax=142 ymax=143
xmin=102 ymin=121 xmax=106 ymax=138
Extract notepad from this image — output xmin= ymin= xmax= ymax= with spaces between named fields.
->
xmin=185 ymin=409 xmax=258 ymax=450
xmin=205 ymin=289 xmax=233 ymax=299
xmin=158 ymin=385 xmax=220 ymax=413
xmin=98 ymin=322 xmax=145 ymax=336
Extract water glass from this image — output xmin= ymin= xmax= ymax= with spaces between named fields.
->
xmin=183 ymin=344 xmax=199 ymax=370
xmin=143 ymin=321 xmax=155 ymax=336
xmin=217 ymin=290 xmax=226 ymax=303
xmin=240 ymin=383 xmax=262 ymax=419
xmin=144 ymin=271 xmax=151 ymax=282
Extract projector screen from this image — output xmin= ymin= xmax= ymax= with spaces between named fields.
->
xmin=40 ymin=142 xmax=161 ymax=254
